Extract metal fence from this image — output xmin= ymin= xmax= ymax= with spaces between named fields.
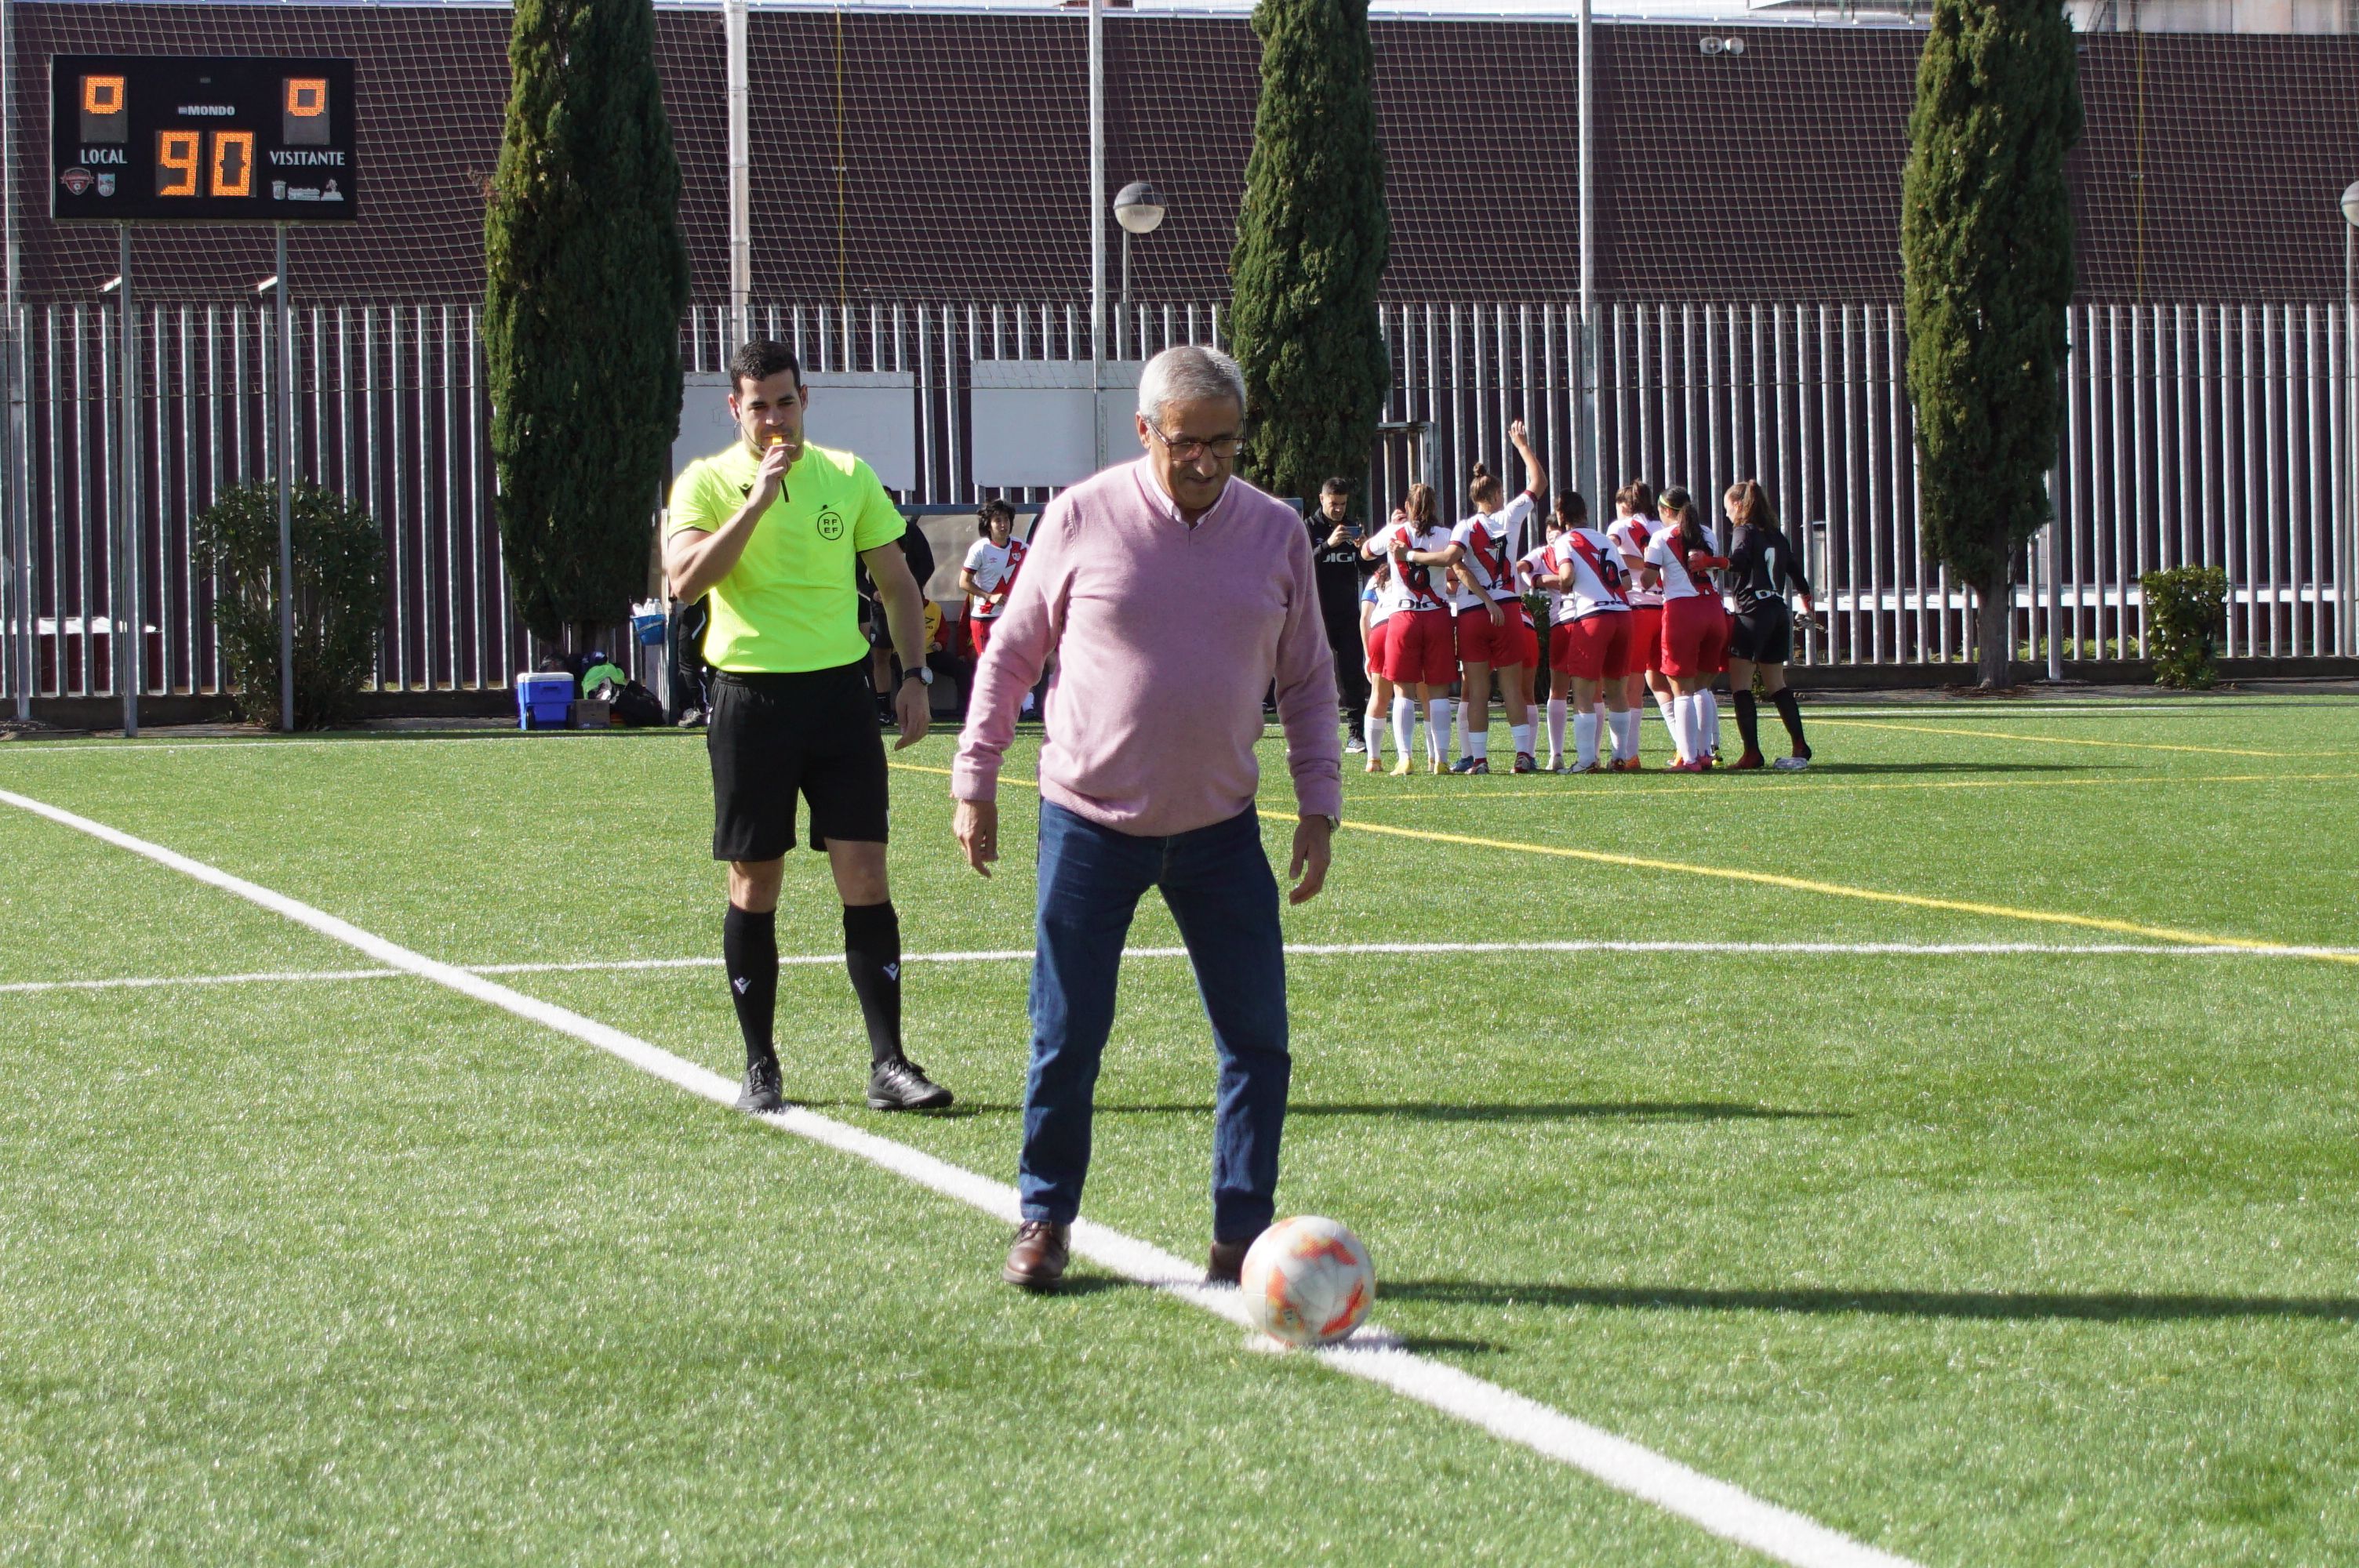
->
xmin=5 ymin=295 xmax=2352 ymax=710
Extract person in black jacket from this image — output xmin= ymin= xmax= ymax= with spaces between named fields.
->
xmin=1309 ymin=477 xmax=1372 ymax=749
xmin=1721 ymin=480 xmax=1821 ymax=771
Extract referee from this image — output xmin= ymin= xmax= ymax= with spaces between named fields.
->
xmin=664 ymin=340 xmax=953 ymax=1114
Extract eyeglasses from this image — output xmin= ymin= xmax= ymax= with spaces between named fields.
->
xmin=1147 ymin=426 xmax=1244 ymax=463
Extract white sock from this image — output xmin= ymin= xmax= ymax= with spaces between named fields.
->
xmin=1467 ymin=726 xmax=1488 ymax=760
xmin=1392 ymin=695 xmax=1416 ymax=759
xmin=1510 ymin=722 xmax=1533 ymax=759
xmin=1458 ymin=700 xmax=1475 ymax=758
xmin=1363 ymin=711 xmax=1385 ymax=758
xmin=1652 ymin=689 xmax=1677 ymax=738
xmin=1699 ymin=689 xmax=1721 ymax=754
xmin=1573 ymin=710 xmax=1601 ymax=770
xmin=1546 ymin=698 xmax=1567 ymax=760
xmin=1671 ymin=695 xmax=1694 ymax=762
xmin=1611 ymin=709 xmax=1639 ymax=760
xmin=1427 ymin=698 xmax=1454 ymax=763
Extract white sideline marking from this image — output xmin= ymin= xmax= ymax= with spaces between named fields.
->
xmin=14 ymin=935 xmax=2359 ymax=997
xmin=0 ymin=782 xmax=1917 ymax=1568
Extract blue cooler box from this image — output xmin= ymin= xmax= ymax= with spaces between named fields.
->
xmin=517 ymin=672 xmax=575 ymax=730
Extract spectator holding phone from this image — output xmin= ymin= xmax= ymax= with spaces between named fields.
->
xmin=1310 ymin=477 xmax=1372 ymax=750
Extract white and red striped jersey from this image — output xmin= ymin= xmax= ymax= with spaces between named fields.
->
xmin=1531 ymin=530 xmax=1632 ymax=623
xmin=1605 ymin=516 xmax=1662 ymax=607
xmin=1367 ymin=520 xmax=1455 ymax=613
xmin=1641 ymin=527 xmax=1710 ymax=601
xmin=962 ymin=535 xmax=1028 ymax=619
xmin=1447 ymin=492 xmax=1537 ymax=610
xmin=1517 ymin=543 xmax=1566 ymax=626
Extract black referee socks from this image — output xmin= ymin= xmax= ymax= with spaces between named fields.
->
xmin=722 ymin=904 xmax=779 ymax=1069
xmin=1771 ymin=688 xmax=1811 ymax=757
xmin=842 ymin=899 xmax=904 ymax=1067
xmin=1733 ymin=690 xmax=1761 ymax=756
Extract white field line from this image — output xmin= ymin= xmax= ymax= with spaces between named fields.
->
xmin=13 ymin=936 xmax=2359 ymax=997
xmin=0 ymin=781 xmax=1919 ymax=1568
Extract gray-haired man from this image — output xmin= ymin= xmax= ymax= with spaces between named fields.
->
xmin=948 ymin=346 xmax=1344 ymax=1291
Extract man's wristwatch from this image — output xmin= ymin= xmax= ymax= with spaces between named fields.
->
xmin=902 ymin=666 xmax=933 ymax=685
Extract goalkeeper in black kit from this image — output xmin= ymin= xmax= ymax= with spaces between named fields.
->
xmin=1720 ymin=480 xmax=1821 ymax=772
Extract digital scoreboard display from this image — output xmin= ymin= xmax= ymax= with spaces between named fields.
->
xmin=50 ymin=56 xmax=357 ymax=224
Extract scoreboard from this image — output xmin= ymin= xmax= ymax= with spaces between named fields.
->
xmin=51 ymin=56 xmax=357 ymax=224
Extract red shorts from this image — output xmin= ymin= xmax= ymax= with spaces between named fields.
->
xmin=1659 ymin=596 xmax=1725 ymax=680
xmin=967 ymin=615 xmax=999 ymax=658
xmin=1627 ymin=604 xmax=1665 ymax=676
xmin=1382 ymin=607 xmax=1458 ymax=688
xmin=1364 ymin=617 xmax=1393 ymax=677
xmin=1549 ymin=612 xmax=1634 ymax=681
xmin=1456 ymin=601 xmax=1536 ymax=669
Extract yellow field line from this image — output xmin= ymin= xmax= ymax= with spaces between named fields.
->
xmin=1351 ymin=770 xmax=2357 ymax=804
xmin=896 ymin=761 xmax=2355 ymax=965
xmin=1810 ymin=716 xmax=2291 ymax=758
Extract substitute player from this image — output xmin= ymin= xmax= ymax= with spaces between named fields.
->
xmin=1362 ymin=483 xmax=1457 ymax=775
xmin=1721 ymin=479 xmax=1819 ymax=771
xmin=665 ymin=339 xmax=954 ymax=1116
xmin=959 ymin=499 xmax=1027 ymax=659
xmin=1447 ymin=421 xmax=1543 ymax=774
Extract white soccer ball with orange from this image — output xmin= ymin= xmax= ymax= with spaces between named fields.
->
xmin=1238 ymin=1216 xmax=1376 ymax=1348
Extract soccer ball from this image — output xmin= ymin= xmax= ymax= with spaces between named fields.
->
xmin=1238 ymin=1216 xmax=1375 ymax=1348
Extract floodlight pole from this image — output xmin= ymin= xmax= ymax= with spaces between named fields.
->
xmin=115 ymin=226 xmax=138 ymax=738
xmin=725 ymin=0 xmax=750 ymax=346
xmin=1575 ymin=0 xmax=1601 ymax=510
xmin=1088 ymin=0 xmax=1106 ymax=471
xmin=274 ymin=226 xmax=296 ymax=731
xmin=1 ymin=0 xmax=26 ymax=723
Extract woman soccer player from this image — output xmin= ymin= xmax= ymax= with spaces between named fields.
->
xmin=1446 ymin=420 xmax=1545 ymax=774
xmin=1605 ymin=481 xmax=1665 ymax=770
xmin=1533 ymin=491 xmax=1638 ymax=773
xmin=1721 ymin=479 xmax=1819 ymax=771
xmin=1362 ymin=483 xmax=1458 ymax=775
xmin=1360 ymin=554 xmax=1401 ymax=772
xmin=1641 ymin=486 xmax=1730 ymax=771
xmin=958 ymin=499 xmax=1027 ymax=659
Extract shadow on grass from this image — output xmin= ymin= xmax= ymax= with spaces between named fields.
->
xmin=875 ymin=1101 xmax=1845 ymax=1124
xmin=1380 ymin=1279 xmax=2359 ymax=1323
xmin=1768 ymin=760 xmax=2111 ymax=776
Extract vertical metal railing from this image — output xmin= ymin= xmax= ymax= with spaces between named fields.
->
xmin=2 ymin=294 xmax=2350 ymax=706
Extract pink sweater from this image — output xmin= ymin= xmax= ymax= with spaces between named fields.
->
xmin=951 ymin=459 xmax=1343 ymax=837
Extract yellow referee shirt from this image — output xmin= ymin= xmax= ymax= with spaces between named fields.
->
xmin=666 ymin=441 xmax=907 ymax=673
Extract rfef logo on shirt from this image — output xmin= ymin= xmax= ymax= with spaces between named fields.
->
xmin=816 ymin=508 xmax=844 ymax=540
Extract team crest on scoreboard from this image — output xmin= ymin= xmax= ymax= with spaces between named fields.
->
xmin=59 ymin=167 xmax=93 ymax=195
xmin=94 ymin=172 xmax=115 ymax=197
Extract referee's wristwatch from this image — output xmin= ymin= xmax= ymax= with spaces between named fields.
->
xmin=902 ymin=666 xmax=933 ymax=686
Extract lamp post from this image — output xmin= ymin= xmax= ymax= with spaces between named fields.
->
xmin=2342 ymin=181 xmax=2359 ymax=657
xmin=1113 ymin=180 xmax=1166 ymax=358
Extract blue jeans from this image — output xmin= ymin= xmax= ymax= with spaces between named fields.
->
xmin=1019 ymin=800 xmax=1291 ymax=1242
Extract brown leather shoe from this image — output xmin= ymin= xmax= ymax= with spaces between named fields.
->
xmin=1206 ymin=1228 xmax=1267 ymax=1285
xmin=1003 ymin=1221 xmax=1070 ymax=1290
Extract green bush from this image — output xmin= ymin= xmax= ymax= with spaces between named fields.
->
xmin=2139 ymin=565 xmax=2229 ymax=689
xmin=193 ymin=482 xmax=387 ymax=728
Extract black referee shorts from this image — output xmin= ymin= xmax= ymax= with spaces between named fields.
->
xmin=706 ymin=662 xmax=890 ymax=861
xmin=1728 ymin=601 xmax=1794 ymax=666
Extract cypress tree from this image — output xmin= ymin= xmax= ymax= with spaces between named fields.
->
xmin=1227 ymin=0 xmax=1390 ymax=509
xmin=485 ymin=0 xmax=689 ymax=649
xmin=1901 ymin=0 xmax=2082 ymax=688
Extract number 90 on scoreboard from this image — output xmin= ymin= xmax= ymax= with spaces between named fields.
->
xmin=51 ymin=55 xmax=357 ymax=223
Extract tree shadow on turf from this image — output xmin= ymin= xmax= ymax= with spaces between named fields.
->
xmin=1379 ymin=1279 xmax=2359 ymax=1323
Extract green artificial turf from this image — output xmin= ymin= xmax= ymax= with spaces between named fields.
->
xmin=3 ymin=694 xmax=2357 ymax=1565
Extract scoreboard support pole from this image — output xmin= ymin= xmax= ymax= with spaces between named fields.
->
xmin=115 ymin=223 xmax=138 ymax=738
xmin=274 ymin=224 xmax=294 ymax=732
